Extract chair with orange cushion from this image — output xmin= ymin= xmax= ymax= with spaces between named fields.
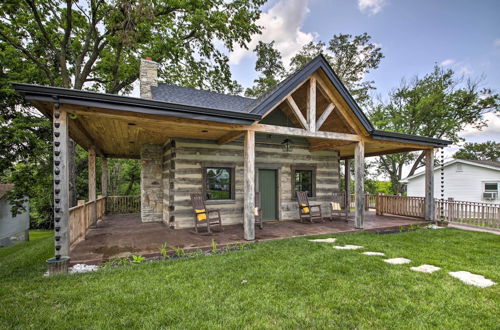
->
xmin=190 ymin=193 xmax=223 ymax=234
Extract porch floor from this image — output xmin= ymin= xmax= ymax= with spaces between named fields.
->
xmin=70 ymin=211 xmax=427 ymax=264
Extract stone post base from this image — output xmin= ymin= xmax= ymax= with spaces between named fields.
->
xmin=46 ymin=256 xmax=70 ymax=275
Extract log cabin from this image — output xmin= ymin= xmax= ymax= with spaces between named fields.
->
xmin=13 ymin=55 xmax=451 ymax=267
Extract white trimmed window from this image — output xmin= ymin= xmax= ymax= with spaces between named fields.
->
xmin=483 ymin=183 xmax=498 ymax=200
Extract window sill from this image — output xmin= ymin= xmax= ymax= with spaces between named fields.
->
xmin=205 ymin=199 xmax=236 ymax=205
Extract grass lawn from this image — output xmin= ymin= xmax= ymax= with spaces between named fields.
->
xmin=0 ymin=228 xmax=499 ymax=329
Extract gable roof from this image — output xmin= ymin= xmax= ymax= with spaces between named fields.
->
xmin=401 ymin=159 xmax=500 ymax=183
xmin=0 ymin=184 xmax=14 ymax=199
xmin=152 ymin=84 xmax=254 ymax=112
xmin=12 ymin=55 xmax=451 ymax=148
xmin=245 ymin=55 xmax=375 ymax=133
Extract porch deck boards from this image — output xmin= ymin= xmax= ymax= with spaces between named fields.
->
xmin=70 ymin=212 xmax=427 ymax=264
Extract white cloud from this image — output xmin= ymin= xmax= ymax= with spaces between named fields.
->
xmin=358 ymin=0 xmax=387 ymax=15
xmin=228 ymin=0 xmax=315 ymax=68
xmin=460 ymin=112 xmax=500 ymax=141
xmin=458 ymin=66 xmax=474 ymax=75
xmin=440 ymin=59 xmax=455 ymax=66
xmin=494 ymin=38 xmax=500 ymax=47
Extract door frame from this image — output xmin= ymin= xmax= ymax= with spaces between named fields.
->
xmin=256 ymin=164 xmax=282 ymax=221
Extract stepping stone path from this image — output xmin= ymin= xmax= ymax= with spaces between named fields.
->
xmin=384 ymin=258 xmax=411 ymax=265
xmin=362 ymin=252 xmax=385 ymax=256
xmin=309 ymin=238 xmax=337 ymax=243
xmin=69 ymin=264 xmax=99 ymax=274
xmin=334 ymin=245 xmax=363 ymax=250
xmin=410 ymin=264 xmax=441 ymax=273
xmin=449 ymin=271 xmax=496 ymax=288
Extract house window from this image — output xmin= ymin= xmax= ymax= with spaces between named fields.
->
xmin=483 ymin=182 xmax=498 ymax=200
xmin=204 ymin=167 xmax=234 ymax=200
xmin=292 ymin=167 xmax=316 ymax=197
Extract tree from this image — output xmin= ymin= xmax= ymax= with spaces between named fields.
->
xmin=245 ymin=41 xmax=285 ymax=97
xmin=370 ymin=66 xmax=499 ymax=194
xmin=453 ymin=141 xmax=500 ymax=161
xmin=0 ymin=0 xmax=265 ymax=226
xmin=289 ymin=33 xmax=384 ymax=105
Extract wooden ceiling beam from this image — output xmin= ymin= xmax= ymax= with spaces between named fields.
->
xmin=217 ymin=131 xmax=244 ymax=145
xmin=248 ymin=124 xmax=360 ymax=141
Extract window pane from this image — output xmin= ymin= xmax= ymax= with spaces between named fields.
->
xmin=294 ymin=170 xmax=313 ymax=197
xmin=484 ymin=183 xmax=498 ymax=192
xmin=206 ymin=167 xmax=231 ymax=200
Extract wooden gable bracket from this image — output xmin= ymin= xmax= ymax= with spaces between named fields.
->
xmin=315 ymin=103 xmax=335 ymax=130
xmin=285 ymin=95 xmax=308 ymax=130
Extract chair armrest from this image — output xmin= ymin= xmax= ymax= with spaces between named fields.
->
xmin=207 ymin=209 xmax=221 ymax=213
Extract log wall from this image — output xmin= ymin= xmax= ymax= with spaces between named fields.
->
xmin=163 ymin=138 xmax=340 ymax=229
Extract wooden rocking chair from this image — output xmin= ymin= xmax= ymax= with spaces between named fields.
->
xmin=296 ymin=191 xmax=323 ymax=223
xmin=255 ymin=192 xmax=263 ymax=229
xmin=190 ymin=193 xmax=223 ymax=234
xmin=331 ymin=192 xmax=349 ymax=221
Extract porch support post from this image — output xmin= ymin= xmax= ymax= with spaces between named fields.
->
xmin=424 ymin=148 xmax=435 ymax=221
xmin=243 ymin=130 xmax=255 ymax=241
xmin=354 ymin=141 xmax=365 ymax=229
xmin=101 ymin=157 xmax=108 ymax=196
xmin=344 ymin=159 xmax=351 ymax=211
xmin=88 ymin=146 xmax=97 ymax=224
xmin=53 ymin=106 xmax=70 ymax=258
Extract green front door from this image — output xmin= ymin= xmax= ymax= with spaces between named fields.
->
xmin=258 ymin=169 xmax=278 ymax=221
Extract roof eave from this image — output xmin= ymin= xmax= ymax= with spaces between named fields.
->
xmin=12 ymin=83 xmax=261 ymax=125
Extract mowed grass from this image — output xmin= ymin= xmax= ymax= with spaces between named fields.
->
xmin=0 ymin=229 xmax=499 ymax=329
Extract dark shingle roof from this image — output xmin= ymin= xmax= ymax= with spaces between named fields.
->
xmin=151 ymin=84 xmax=255 ymax=112
xmin=465 ymin=159 xmax=500 ymax=169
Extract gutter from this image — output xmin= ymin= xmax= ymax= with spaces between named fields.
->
xmin=371 ymin=130 xmax=452 ymax=147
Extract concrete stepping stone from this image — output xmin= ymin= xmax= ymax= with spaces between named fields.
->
xmin=384 ymin=258 xmax=411 ymax=265
xmin=410 ymin=264 xmax=441 ymax=273
xmin=362 ymin=251 xmax=385 ymax=256
xmin=449 ymin=271 xmax=496 ymax=288
xmin=333 ymin=245 xmax=363 ymax=250
xmin=309 ymin=238 xmax=336 ymax=243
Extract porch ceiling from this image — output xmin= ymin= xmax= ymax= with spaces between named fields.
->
xmin=31 ymin=98 xmax=439 ymax=159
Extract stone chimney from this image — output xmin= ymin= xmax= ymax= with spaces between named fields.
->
xmin=139 ymin=57 xmax=159 ymax=99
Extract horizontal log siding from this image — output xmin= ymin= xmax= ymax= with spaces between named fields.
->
xmin=169 ymin=139 xmax=339 ymax=229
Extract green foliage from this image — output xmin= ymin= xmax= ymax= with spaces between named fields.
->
xmin=453 ymin=141 xmax=500 ymax=161
xmin=370 ymin=66 xmax=499 ymax=194
xmin=160 ymin=242 xmax=174 ymax=259
xmin=2 ymin=0 xmax=262 ymax=227
xmin=211 ymin=239 xmax=218 ymax=254
xmin=1 ymin=230 xmax=499 ymax=328
xmin=0 ymin=0 xmax=265 ymax=93
xmin=245 ymin=41 xmax=285 ymax=97
xmin=131 ymin=255 xmax=145 ymax=264
xmin=289 ymin=33 xmax=384 ymax=105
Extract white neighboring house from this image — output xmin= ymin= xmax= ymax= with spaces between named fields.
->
xmin=401 ymin=159 xmax=500 ymax=204
xmin=0 ymin=184 xmax=30 ymax=246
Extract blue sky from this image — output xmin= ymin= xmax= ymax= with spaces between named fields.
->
xmin=228 ymin=0 xmax=500 ymax=155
